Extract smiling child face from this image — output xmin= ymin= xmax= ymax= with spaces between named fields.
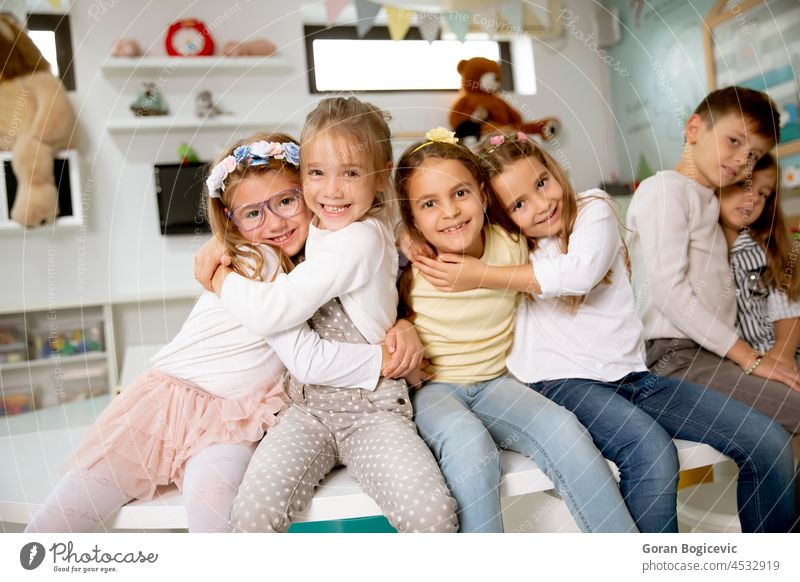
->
xmin=407 ymin=158 xmax=487 ymax=258
xmin=490 ymin=156 xmax=564 ymax=240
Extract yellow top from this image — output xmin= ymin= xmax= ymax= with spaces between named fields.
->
xmin=409 ymin=225 xmax=529 ymax=384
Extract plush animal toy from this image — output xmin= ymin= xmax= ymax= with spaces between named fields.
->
xmin=0 ymin=15 xmax=76 ymax=227
xmin=449 ymin=57 xmax=560 ymax=142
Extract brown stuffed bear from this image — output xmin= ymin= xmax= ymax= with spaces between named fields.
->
xmin=449 ymin=57 xmax=560 ymax=142
xmin=0 ymin=15 xmax=76 ymax=227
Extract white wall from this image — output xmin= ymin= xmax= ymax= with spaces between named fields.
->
xmin=1 ymin=0 xmax=615 ymax=312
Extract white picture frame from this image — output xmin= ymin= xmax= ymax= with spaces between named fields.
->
xmin=0 ymin=149 xmax=83 ymax=231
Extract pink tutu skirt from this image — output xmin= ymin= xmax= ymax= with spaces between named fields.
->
xmin=63 ymin=369 xmax=287 ymax=501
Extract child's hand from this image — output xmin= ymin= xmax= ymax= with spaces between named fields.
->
xmin=405 ymin=358 xmax=435 ymax=389
xmin=764 ymin=347 xmax=799 ymax=374
xmin=396 ymin=225 xmax=435 ymax=261
xmin=382 ymin=319 xmax=425 ymax=378
xmin=211 ymin=264 xmax=234 ymax=296
xmin=195 ymin=238 xmax=232 ymax=292
xmin=414 ymin=253 xmax=487 ymax=292
xmin=748 ymin=353 xmax=800 ymax=392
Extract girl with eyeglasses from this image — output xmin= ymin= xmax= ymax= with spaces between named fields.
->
xmin=26 ymin=132 xmax=409 ymax=533
xmin=199 ymin=98 xmax=457 ymax=533
xmin=719 ymin=153 xmax=800 ymax=372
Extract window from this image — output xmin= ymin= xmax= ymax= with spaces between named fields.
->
xmin=304 ymin=25 xmax=514 ymax=93
xmin=26 ymin=13 xmax=75 ymax=91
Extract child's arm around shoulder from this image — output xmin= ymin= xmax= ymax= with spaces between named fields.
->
xmin=412 ymin=226 xmax=532 ymax=293
xmin=413 ymin=193 xmax=619 ymax=298
xmin=218 ymin=221 xmax=387 ymax=337
xmin=529 ymin=190 xmax=619 ymax=298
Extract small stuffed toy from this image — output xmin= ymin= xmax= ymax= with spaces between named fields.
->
xmin=111 ymin=38 xmax=143 ymax=57
xmin=222 ymin=39 xmax=277 ymax=57
xmin=0 ymin=15 xmax=76 ymax=227
xmin=449 ymin=57 xmax=560 ymax=143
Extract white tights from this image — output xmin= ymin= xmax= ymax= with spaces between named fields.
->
xmin=24 ymin=442 xmax=256 ymax=533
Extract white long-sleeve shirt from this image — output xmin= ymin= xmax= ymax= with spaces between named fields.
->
xmin=221 ymin=217 xmax=398 ymax=344
xmin=627 ymin=171 xmax=738 ymax=358
xmin=152 ymin=251 xmax=382 ymax=399
xmin=508 ymin=190 xmax=647 ymax=383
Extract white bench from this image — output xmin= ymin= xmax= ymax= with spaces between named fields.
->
xmin=0 ymin=416 xmax=731 ymax=530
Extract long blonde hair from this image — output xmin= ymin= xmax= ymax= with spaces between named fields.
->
xmin=205 ymin=131 xmax=301 ymax=280
xmin=478 ymin=133 xmax=618 ymax=311
xmin=301 ymin=96 xmax=396 ymax=226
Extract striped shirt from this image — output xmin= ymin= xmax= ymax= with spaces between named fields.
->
xmin=730 ymin=231 xmax=800 ymax=353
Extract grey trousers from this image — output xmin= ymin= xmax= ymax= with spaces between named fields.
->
xmin=230 ymin=299 xmax=458 ymax=533
xmin=646 ymin=338 xmax=800 ymax=435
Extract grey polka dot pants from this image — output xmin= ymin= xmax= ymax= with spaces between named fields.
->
xmin=230 ymin=299 xmax=457 ymax=533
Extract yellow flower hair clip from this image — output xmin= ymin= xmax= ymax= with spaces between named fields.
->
xmin=411 ymin=127 xmax=459 ymax=154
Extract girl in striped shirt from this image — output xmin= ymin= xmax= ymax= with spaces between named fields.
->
xmin=718 ymin=153 xmax=800 ymax=370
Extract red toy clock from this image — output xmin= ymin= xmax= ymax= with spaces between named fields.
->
xmin=165 ymin=19 xmax=214 ymax=56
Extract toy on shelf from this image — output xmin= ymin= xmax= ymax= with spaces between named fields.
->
xmin=222 ymin=39 xmax=277 ymax=57
xmin=178 ymin=143 xmax=200 ymax=165
xmin=130 ymin=82 xmax=169 ymax=117
xmin=449 ymin=57 xmax=560 ymax=143
xmin=111 ymin=38 xmax=143 ymax=57
xmin=0 ymin=389 xmax=35 ymax=416
xmin=33 ymin=319 xmax=103 ymax=359
xmin=195 ymin=90 xmax=227 ymax=118
xmin=166 ymin=19 xmax=214 ymax=56
xmin=0 ymin=15 xmax=77 ymax=227
xmin=0 ymin=319 xmax=27 ymax=363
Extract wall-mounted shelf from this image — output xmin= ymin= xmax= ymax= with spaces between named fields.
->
xmin=0 ymin=352 xmax=107 ymax=373
xmin=106 ymin=116 xmax=297 ymax=134
xmin=101 ymin=55 xmax=292 ymax=75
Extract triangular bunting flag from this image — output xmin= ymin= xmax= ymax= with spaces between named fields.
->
xmin=385 ymin=5 xmax=414 ymax=41
xmin=417 ymin=12 xmax=441 ymax=43
xmin=443 ymin=10 xmax=470 ymax=42
xmin=325 ymin=0 xmax=351 ymax=27
xmin=525 ymin=2 xmax=545 ymax=29
xmin=499 ymin=1 xmax=524 ymax=35
xmin=354 ymin=0 xmax=382 ymax=38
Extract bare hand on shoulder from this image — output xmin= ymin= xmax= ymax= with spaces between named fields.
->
xmin=414 ymin=253 xmax=486 ymax=292
xmin=195 ymin=237 xmax=232 ymax=292
xmin=396 ymin=225 xmax=435 ymax=262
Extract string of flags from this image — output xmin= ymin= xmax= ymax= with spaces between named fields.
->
xmin=325 ymin=0 xmax=560 ymax=42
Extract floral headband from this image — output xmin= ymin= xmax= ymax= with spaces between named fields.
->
xmin=410 ymin=127 xmax=460 ymax=154
xmin=480 ymin=131 xmax=530 ymax=157
xmin=206 ymin=140 xmax=301 ymax=199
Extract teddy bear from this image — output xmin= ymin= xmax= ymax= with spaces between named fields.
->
xmin=449 ymin=56 xmax=560 ymax=143
xmin=0 ymin=15 xmax=76 ymax=227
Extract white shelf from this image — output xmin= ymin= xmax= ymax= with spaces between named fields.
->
xmin=106 ymin=116 xmax=296 ymax=134
xmin=101 ymin=55 xmax=291 ymax=75
xmin=0 ymin=352 xmax=107 ymax=373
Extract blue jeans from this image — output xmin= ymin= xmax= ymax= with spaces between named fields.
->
xmin=412 ymin=374 xmax=637 ymax=533
xmin=531 ymin=371 xmax=795 ymax=532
